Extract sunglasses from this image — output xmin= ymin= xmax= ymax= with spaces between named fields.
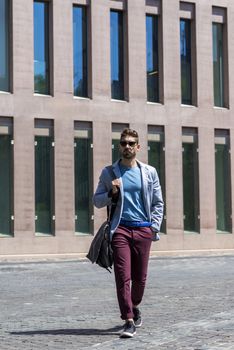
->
xmin=119 ymin=141 xmax=137 ymax=147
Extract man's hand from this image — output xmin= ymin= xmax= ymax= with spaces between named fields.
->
xmin=112 ymin=179 xmax=121 ymax=195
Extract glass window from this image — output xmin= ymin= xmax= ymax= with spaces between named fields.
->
xmin=215 ymin=131 xmax=232 ymax=232
xmin=180 ymin=19 xmax=192 ymax=105
xmin=34 ymin=1 xmax=50 ymax=95
xmin=0 ymin=119 xmax=13 ymax=235
xmin=148 ymin=126 xmax=166 ymax=233
xmin=0 ymin=0 xmax=10 ymax=92
xmin=35 ymin=121 xmax=54 ymax=234
xmin=110 ymin=10 xmax=124 ymax=100
xmin=146 ymin=15 xmax=159 ymax=103
xmin=112 ymin=123 xmax=129 ymax=163
xmin=74 ymin=123 xmax=93 ymax=234
xmin=182 ymin=129 xmax=199 ymax=232
xmin=73 ymin=6 xmax=88 ymax=97
xmin=213 ymin=23 xmax=224 ymax=107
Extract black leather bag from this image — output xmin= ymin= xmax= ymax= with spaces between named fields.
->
xmin=86 ymin=166 xmax=118 ymax=273
xmin=95 ymin=221 xmax=113 ymax=272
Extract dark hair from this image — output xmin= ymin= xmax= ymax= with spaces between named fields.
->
xmin=120 ymin=128 xmax=139 ymax=143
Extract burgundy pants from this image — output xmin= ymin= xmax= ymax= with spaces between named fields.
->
xmin=111 ymin=225 xmax=152 ymax=320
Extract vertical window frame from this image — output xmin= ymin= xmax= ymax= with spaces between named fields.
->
xmin=147 ymin=125 xmax=166 ymax=233
xmin=0 ymin=117 xmax=14 ymax=236
xmin=145 ymin=0 xmax=163 ymax=104
xmin=74 ymin=121 xmax=93 ymax=235
xmin=33 ymin=0 xmax=53 ymax=96
xmin=182 ymin=127 xmax=200 ymax=233
xmin=212 ymin=7 xmax=229 ymax=108
xmin=73 ymin=4 xmax=90 ymax=98
xmin=180 ymin=2 xmax=197 ymax=106
xmin=110 ymin=9 xmax=126 ymax=101
xmin=34 ymin=119 xmax=55 ymax=236
xmin=146 ymin=14 xmax=160 ymax=103
xmin=215 ymin=129 xmax=232 ymax=233
xmin=0 ymin=0 xmax=12 ymax=93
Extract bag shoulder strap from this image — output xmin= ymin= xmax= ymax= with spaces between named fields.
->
xmin=105 ymin=165 xmax=119 ymax=222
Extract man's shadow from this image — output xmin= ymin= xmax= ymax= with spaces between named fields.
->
xmin=10 ymin=325 xmax=122 ymax=336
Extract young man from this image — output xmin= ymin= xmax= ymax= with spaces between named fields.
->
xmin=93 ymin=128 xmax=164 ymax=338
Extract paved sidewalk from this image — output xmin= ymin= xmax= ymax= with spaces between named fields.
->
xmin=0 ymin=255 xmax=234 ymax=349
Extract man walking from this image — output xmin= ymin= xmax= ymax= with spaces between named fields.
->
xmin=93 ymin=128 xmax=164 ymax=338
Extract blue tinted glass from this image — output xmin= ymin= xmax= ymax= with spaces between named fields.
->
xmin=111 ymin=11 xmax=124 ymax=100
xmin=146 ymin=15 xmax=159 ymax=102
xmin=0 ymin=0 xmax=10 ymax=92
xmin=213 ymin=23 xmax=224 ymax=107
xmin=180 ymin=19 xmax=192 ymax=105
xmin=34 ymin=1 xmax=50 ymax=94
xmin=73 ymin=6 xmax=88 ymax=97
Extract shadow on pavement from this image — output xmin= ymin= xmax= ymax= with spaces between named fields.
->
xmin=10 ymin=325 xmax=122 ymax=336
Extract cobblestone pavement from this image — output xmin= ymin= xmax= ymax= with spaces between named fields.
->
xmin=0 ymin=255 xmax=234 ymax=350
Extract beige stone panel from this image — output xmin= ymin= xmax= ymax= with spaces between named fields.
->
xmin=53 ymin=0 xmax=73 ymax=95
xmin=31 ymin=95 xmax=56 ymax=118
xmin=198 ymin=127 xmax=216 ymax=231
xmin=212 ymin=107 xmax=232 ymax=129
xmin=200 ymin=228 xmax=217 ymax=249
xmin=215 ymin=234 xmax=234 ymax=249
xmin=180 ymin=105 xmax=199 ymax=126
xmin=164 ymin=125 xmax=183 ymax=232
xmin=54 ymin=118 xmax=74 ymax=233
xmin=13 ymin=117 xmax=34 ymax=235
xmin=183 ymin=234 xmax=203 ymax=251
xmin=196 ymin=2 xmax=218 ymax=107
xmin=154 ymin=232 xmax=185 ymax=251
xmin=0 ymin=94 xmax=14 ymax=116
xmin=91 ymin=0 xmax=110 ymax=100
xmin=92 ymin=120 xmax=112 ymax=231
xmin=127 ymin=0 xmax=146 ymax=101
xmin=13 ymin=0 xmax=33 ymax=93
xmin=162 ymin=0 xmax=180 ymax=104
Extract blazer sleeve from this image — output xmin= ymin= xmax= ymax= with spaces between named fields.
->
xmin=150 ymin=168 xmax=164 ymax=233
xmin=93 ymin=168 xmax=112 ymax=208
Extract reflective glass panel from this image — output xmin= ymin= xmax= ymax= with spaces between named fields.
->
xmin=74 ymin=130 xmax=93 ymax=234
xmin=0 ymin=0 xmax=10 ymax=92
xmin=213 ymin=23 xmax=224 ymax=107
xmin=146 ymin=15 xmax=159 ymax=103
xmin=215 ymin=141 xmax=232 ymax=232
xmin=35 ymin=135 xmax=54 ymax=234
xmin=73 ymin=6 xmax=88 ymax=97
xmin=180 ymin=19 xmax=192 ymax=105
xmin=148 ymin=134 xmax=166 ymax=233
xmin=34 ymin=1 xmax=50 ymax=94
xmin=182 ymin=140 xmax=199 ymax=232
xmin=111 ymin=10 xmax=124 ymax=100
xmin=0 ymin=133 xmax=13 ymax=235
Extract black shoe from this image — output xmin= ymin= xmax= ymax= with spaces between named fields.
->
xmin=133 ymin=307 xmax=142 ymax=327
xmin=120 ymin=320 xmax=136 ymax=338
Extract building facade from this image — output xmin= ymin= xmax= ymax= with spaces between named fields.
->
xmin=0 ymin=0 xmax=234 ymax=256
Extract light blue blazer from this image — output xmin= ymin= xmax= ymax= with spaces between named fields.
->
xmin=93 ymin=160 xmax=164 ymax=241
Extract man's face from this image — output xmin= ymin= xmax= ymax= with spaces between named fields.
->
xmin=119 ymin=136 xmax=140 ymax=160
